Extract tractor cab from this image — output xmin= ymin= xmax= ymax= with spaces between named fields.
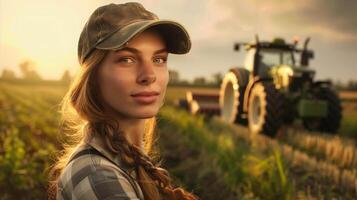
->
xmin=235 ymin=37 xmax=315 ymax=90
xmin=243 ymin=44 xmax=295 ymax=78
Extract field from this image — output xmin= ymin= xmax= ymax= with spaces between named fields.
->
xmin=0 ymin=82 xmax=357 ymax=200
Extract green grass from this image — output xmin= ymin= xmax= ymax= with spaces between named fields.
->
xmin=340 ymin=115 xmax=357 ymax=137
xmin=0 ymin=82 xmax=65 ymax=199
xmin=158 ymin=106 xmax=294 ymax=200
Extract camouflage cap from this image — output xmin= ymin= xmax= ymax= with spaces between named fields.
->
xmin=78 ymin=2 xmax=191 ymax=65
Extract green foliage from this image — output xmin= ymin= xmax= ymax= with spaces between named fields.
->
xmin=0 ymin=83 xmax=63 ymax=199
xmin=241 ymin=148 xmax=293 ymax=200
xmin=158 ymin=106 xmax=294 ymax=200
xmin=0 ymin=127 xmax=28 ymax=190
xmin=340 ymin=115 xmax=357 ymax=137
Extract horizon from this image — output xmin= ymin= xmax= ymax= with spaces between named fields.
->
xmin=1 ymin=0 xmax=356 ymax=83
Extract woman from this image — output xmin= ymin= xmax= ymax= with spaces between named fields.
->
xmin=47 ymin=2 xmax=198 ymax=200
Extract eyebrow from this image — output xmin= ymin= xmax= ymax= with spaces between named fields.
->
xmin=114 ymin=47 xmax=168 ymax=55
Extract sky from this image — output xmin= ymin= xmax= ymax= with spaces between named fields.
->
xmin=0 ymin=0 xmax=356 ymax=83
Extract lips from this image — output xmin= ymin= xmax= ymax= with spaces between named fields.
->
xmin=131 ymin=91 xmax=160 ymax=96
xmin=131 ymin=91 xmax=160 ymax=104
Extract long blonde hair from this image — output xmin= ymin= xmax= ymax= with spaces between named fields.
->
xmin=47 ymin=49 xmax=198 ymax=200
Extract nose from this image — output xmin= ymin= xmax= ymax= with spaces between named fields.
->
xmin=137 ymin=61 xmax=156 ymax=85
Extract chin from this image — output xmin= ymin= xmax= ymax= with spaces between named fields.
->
xmin=133 ymin=107 xmax=159 ymax=119
xmin=135 ymin=112 xmax=157 ymax=119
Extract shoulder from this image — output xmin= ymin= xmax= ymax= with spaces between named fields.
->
xmin=57 ymin=150 xmax=142 ymax=200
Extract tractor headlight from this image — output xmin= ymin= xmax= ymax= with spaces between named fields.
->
xmin=281 ymin=67 xmax=294 ymax=88
xmin=288 ymin=73 xmax=294 ymax=86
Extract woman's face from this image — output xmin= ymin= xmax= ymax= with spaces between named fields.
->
xmin=98 ymin=29 xmax=169 ymax=119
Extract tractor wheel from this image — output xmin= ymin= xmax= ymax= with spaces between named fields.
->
xmin=248 ymin=82 xmax=284 ymax=137
xmin=302 ymin=119 xmax=320 ymax=131
xmin=282 ymin=96 xmax=295 ymax=124
xmin=321 ymin=88 xmax=342 ymax=132
xmin=303 ymin=87 xmax=342 ymax=133
xmin=219 ymin=68 xmax=250 ymax=125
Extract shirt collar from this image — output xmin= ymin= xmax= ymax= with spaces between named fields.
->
xmin=86 ymin=135 xmax=137 ymax=177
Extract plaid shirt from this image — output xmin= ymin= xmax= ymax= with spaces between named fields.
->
xmin=56 ymin=135 xmax=145 ymax=200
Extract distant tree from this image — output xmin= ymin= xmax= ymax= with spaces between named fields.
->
xmin=19 ymin=60 xmax=42 ymax=80
xmin=347 ymin=80 xmax=357 ymax=91
xmin=179 ymin=79 xmax=190 ymax=85
xmin=333 ymin=79 xmax=345 ymax=90
xmin=168 ymin=70 xmax=180 ymax=84
xmin=212 ymin=72 xmax=223 ymax=86
xmin=60 ymin=69 xmax=72 ymax=83
xmin=193 ymin=76 xmax=206 ymax=85
xmin=1 ymin=69 xmax=16 ymax=80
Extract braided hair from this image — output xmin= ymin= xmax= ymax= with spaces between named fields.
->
xmin=92 ymin=122 xmax=199 ymax=200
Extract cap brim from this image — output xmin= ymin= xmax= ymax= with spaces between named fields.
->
xmin=96 ymin=19 xmax=191 ymax=54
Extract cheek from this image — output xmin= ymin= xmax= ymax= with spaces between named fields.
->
xmin=99 ymin=70 xmax=132 ymax=104
xmin=157 ymin=69 xmax=169 ymax=87
xmin=157 ymin=69 xmax=169 ymax=100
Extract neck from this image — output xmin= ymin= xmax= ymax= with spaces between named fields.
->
xmin=117 ymin=117 xmax=145 ymax=150
xmin=102 ymin=104 xmax=146 ymax=151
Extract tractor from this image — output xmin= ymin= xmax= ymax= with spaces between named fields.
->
xmin=219 ymin=36 xmax=342 ymax=137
